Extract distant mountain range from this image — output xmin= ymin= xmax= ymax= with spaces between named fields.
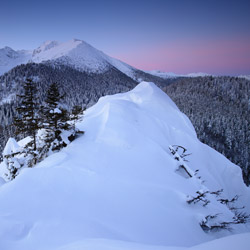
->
xmin=1 ymin=39 xmax=249 ymax=81
xmin=146 ymin=70 xmax=212 ymax=79
xmin=0 ymin=39 xmax=215 ymax=80
xmin=1 ymin=39 xmax=167 ymax=81
xmin=0 ymin=39 xmax=137 ymax=78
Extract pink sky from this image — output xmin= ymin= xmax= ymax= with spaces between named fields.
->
xmin=114 ymin=38 xmax=250 ymax=75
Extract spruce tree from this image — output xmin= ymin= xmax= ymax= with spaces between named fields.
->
xmin=41 ymin=82 xmax=70 ymax=150
xmin=43 ymin=82 xmax=62 ymax=131
xmin=14 ymin=78 xmax=39 ymax=151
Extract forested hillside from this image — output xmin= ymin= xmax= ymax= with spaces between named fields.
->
xmin=164 ymin=76 xmax=250 ymax=185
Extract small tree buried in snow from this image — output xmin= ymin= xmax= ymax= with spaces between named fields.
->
xmin=168 ymin=144 xmax=250 ymax=233
xmin=200 ymin=214 xmax=232 ymax=232
xmin=169 ymin=145 xmax=192 ymax=162
xmin=187 ymin=190 xmax=210 ymax=207
xmin=169 ymin=145 xmax=193 ymax=178
xmin=2 ymin=138 xmax=22 ymax=180
xmin=187 ymin=187 xmax=250 ymax=232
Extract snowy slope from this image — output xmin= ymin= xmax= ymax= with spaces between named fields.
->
xmin=0 ymin=39 xmax=136 ymax=78
xmin=44 ymin=232 xmax=250 ymax=250
xmin=0 ymin=82 xmax=249 ymax=250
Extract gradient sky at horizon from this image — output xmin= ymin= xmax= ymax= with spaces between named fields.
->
xmin=1 ymin=0 xmax=250 ymax=75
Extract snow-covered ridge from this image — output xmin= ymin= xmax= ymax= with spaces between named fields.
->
xmin=32 ymin=40 xmax=60 ymax=56
xmin=239 ymin=75 xmax=250 ymax=81
xmin=0 ymin=82 xmax=249 ymax=250
xmin=0 ymin=39 xmax=136 ymax=77
xmin=146 ymin=70 xmax=212 ymax=79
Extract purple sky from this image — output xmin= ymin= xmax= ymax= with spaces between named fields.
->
xmin=115 ymin=37 xmax=250 ymax=75
xmin=1 ymin=0 xmax=250 ymax=75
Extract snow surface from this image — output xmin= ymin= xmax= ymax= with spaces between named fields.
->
xmin=48 ymin=232 xmax=250 ymax=250
xmin=0 ymin=177 xmax=5 ymax=186
xmin=0 ymin=39 xmax=137 ymax=78
xmin=0 ymin=82 xmax=249 ymax=250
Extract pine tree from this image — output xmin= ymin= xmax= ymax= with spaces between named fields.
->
xmin=14 ymin=79 xmax=39 ymax=151
xmin=41 ymin=82 xmax=70 ymax=150
xmin=43 ymin=82 xmax=62 ymax=131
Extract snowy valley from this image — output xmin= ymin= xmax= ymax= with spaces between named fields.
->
xmin=0 ymin=82 xmax=249 ymax=250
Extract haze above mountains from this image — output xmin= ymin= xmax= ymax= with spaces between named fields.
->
xmin=1 ymin=38 xmax=244 ymax=79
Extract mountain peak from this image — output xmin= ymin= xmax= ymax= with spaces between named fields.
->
xmin=0 ymin=46 xmax=19 ymax=59
xmin=0 ymin=39 xmax=136 ymax=76
xmin=71 ymin=38 xmax=83 ymax=43
xmin=32 ymin=40 xmax=60 ymax=56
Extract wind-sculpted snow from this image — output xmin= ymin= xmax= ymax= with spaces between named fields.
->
xmin=0 ymin=82 xmax=249 ymax=250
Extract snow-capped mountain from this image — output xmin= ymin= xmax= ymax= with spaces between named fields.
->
xmin=146 ymin=70 xmax=212 ymax=79
xmin=0 ymin=39 xmax=137 ymax=78
xmin=0 ymin=46 xmax=31 ymax=76
xmin=0 ymin=39 xmax=212 ymax=80
xmin=0 ymin=82 xmax=249 ymax=250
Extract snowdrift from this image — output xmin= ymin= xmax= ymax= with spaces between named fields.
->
xmin=0 ymin=82 xmax=249 ymax=250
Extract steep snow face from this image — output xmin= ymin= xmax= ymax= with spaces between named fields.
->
xmin=0 ymin=39 xmax=137 ymax=77
xmin=0 ymin=82 xmax=249 ymax=250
